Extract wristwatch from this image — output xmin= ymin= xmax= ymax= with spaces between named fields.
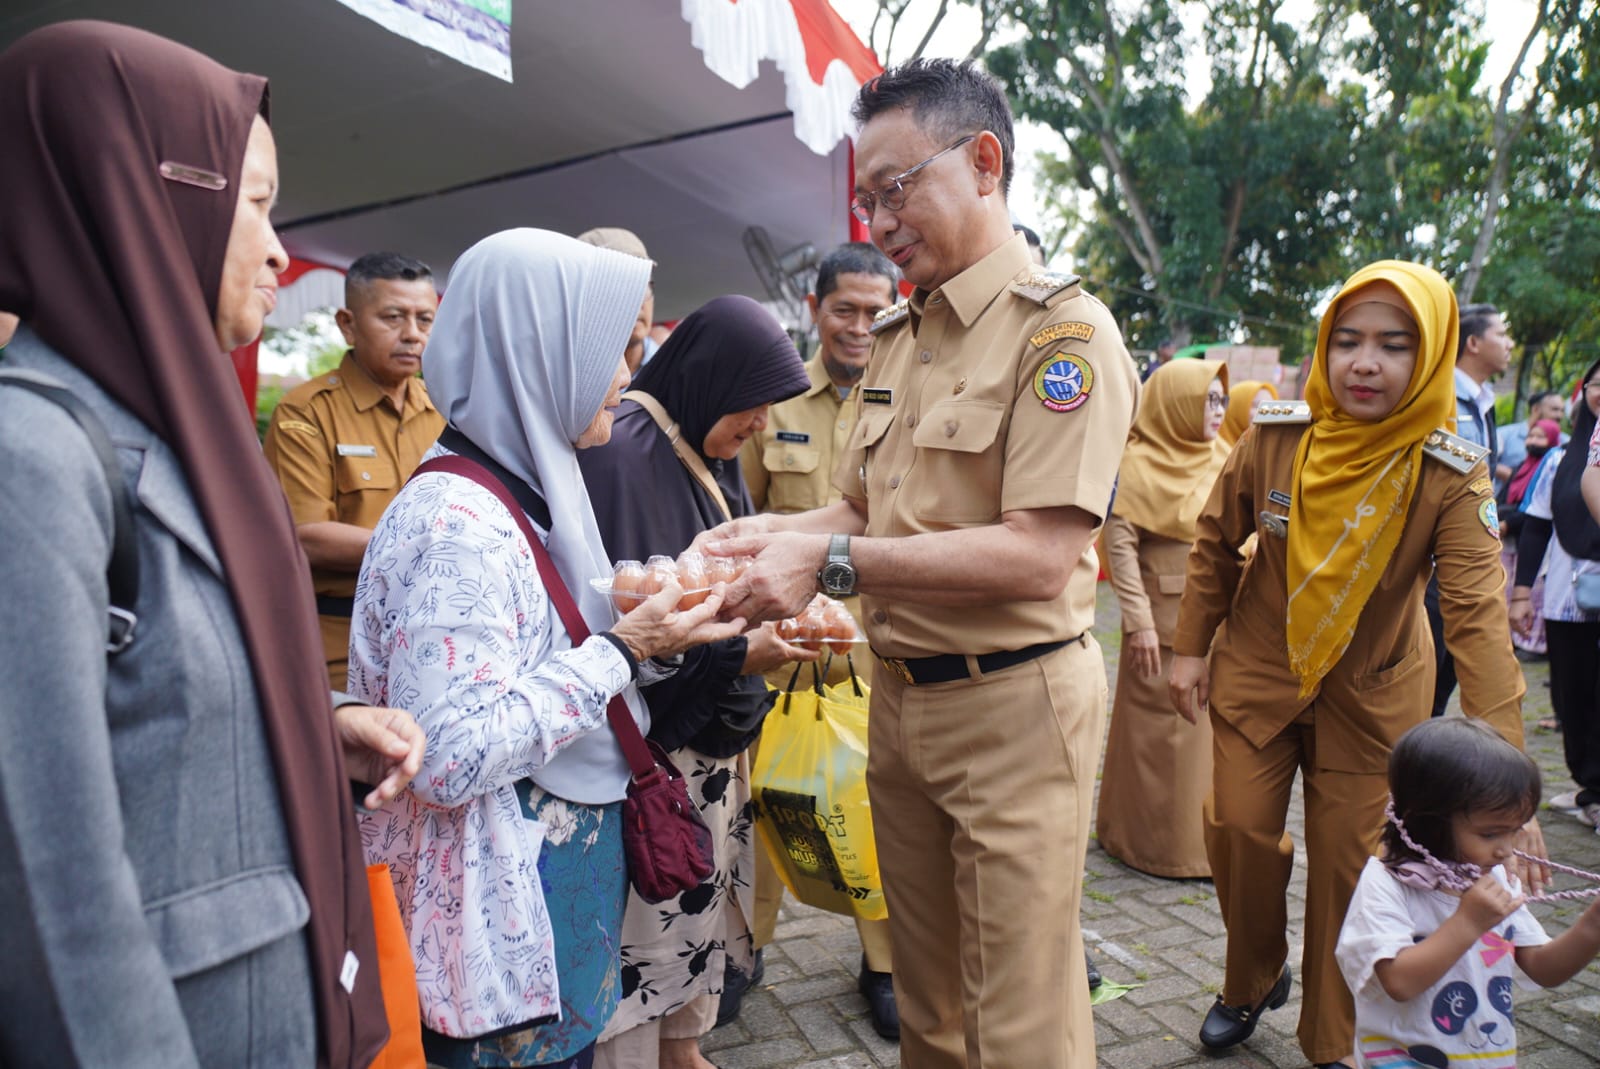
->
xmin=816 ymin=533 xmax=857 ymax=596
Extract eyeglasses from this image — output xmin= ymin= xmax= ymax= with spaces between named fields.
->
xmin=1584 ymin=382 xmax=1600 ymax=394
xmin=850 ymin=135 xmax=976 ymax=225
xmin=1205 ymin=392 xmax=1228 ymax=411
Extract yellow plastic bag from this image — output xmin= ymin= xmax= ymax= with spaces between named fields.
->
xmin=751 ymin=664 xmax=886 ymax=922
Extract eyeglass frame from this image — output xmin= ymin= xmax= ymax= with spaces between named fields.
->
xmin=1204 ymin=390 xmax=1229 ymax=411
xmin=850 ymin=134 xmax=978 ymax=225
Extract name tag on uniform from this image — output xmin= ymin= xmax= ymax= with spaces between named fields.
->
xmin=1268 ymin=489 xmax=1292 ymax=508
xmin=861 ymin=387 xmax=894 ymax=405
xmin=336 ymin=443 xmax=377 ymax=458
xmin=776 ymin=430 xmax=811 ymax=444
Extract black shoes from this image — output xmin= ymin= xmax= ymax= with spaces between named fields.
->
xmin=714 ymin=948 xmax=764 ymax=1028
xmin=1086 ymin=948 xmax=1102 ymax=991
xmin=1198 ymin=964 xmax=1291 ymax=1050
xmin=857 ymin=957 xmax=900 ymax=1040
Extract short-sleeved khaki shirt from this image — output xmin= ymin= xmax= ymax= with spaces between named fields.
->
xmin=834 ymin=234 xmax=1138 ymax=658
xmin=263 ymin=351 xmax=444 ymax=600
xmin=741 ymin=357 xmax=853 ymax=514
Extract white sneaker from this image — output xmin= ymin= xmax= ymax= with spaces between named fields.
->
xmin=1550 ymin=791 xmax=1580 ymax=810
xmin=1579 ymin=804 xmax=1600 ymax=828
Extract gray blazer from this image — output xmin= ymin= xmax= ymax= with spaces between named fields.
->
xmin=0 ymin=330 xmax=316 ymax=1067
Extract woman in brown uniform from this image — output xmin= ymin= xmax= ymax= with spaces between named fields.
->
xmin=1097 ymin=359 xmax=1229 ymax=878
xmin=1167 ymin=260 xmax=1538 ymax=1069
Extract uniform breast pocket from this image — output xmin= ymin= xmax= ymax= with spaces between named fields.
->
xmin=762 ymin=442 xmax=824 ymax=512
xmin=335 ymin=455 xmax=397 ymax=495
xmin=909 ymin=399 xmax=1006 ymax=524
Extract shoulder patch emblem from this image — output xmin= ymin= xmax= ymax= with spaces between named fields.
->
xmin=1029 ymin=321 xmax=1096 ymax=347
xmin=1034 ymin=352 xmax=1093 ymax=412
xmin=277 ymin=419 xmax=320 ymax=436
xmin=1252 ymin=401 xmax=1312 ymax=425
xmin=1011 ymin=272 xmax=1082 ymax=306
xmin=1423 ymin=429 xmax=1490 ymax=475
xmin=870 ymin=300 xmax=910 ymax=334
xmin=1468 ymin=476 xmax=1493 ymax=497
xmin=1479 ymin=497 xmax=1501 ymax=539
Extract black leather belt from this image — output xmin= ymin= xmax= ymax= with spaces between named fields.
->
xmin=879 ymin=636 xmax=1079 ymax=686
xmin=316 ymin=594 xmax=355 ymax=618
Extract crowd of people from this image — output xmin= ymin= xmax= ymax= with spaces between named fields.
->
xmin=4 ymin=18 xmax=1600 ymax=1069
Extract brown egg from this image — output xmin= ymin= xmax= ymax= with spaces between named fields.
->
xmin=796 ymin=608 xmax=827 ymax=653
xmin=639 ymin=555 xmax=674 ymax=598
xmin=705 ymin=555 xmax=739 ymax=585
xmin=675 ymin=552 xmax=710 ymax=609
xmin=776 ymin=617 xmax=802 ymax=643
xmin=610 ymin=560 xmax=646 ymax=613
xmin=822 ymin=602 xmax=857 ymax=653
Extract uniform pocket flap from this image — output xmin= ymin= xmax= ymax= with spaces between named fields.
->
xmin=336 ymin=455 xmax=398 ymax=493
xmin=1157 ymin=574 xmax=1186 ymax=595
xmin=912 ymin=399 xmax=1005 ymax=454
xmin=847 ymin=408 xmax=896 ymax=450
xmin=145 ymin=865 xmax=310 ymax=980
xmin=762 ymin=442 xmax=821 ymax=475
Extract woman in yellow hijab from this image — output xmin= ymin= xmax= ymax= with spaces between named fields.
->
xmin=1162 ymin=261 xmax=1536 ymax=1069
xmin=1219 ymin=379 xmax=1278 ymax=445
xmin=1098 ymin=358 xmax=1228 ymax=878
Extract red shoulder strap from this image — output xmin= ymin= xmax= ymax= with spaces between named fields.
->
xmin=410 ymin=455 xmax=654 ymax=777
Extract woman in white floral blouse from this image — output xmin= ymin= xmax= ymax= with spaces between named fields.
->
xmin=349 ymin=229 xmax=744 ymax=1069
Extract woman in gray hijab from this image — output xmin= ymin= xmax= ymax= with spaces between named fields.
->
xmin=349 ymin=229 xmax=743 ymax=1069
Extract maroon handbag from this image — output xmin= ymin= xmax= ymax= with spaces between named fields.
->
xmin=411 ymin=454 xmax=714 ymax=904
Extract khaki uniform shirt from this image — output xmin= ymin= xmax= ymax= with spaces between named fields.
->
xmin=263 ymin=351 xmax=444 ymax=601
xmin=741 ymin=357 xmax=853 ymax=514
xmin=1173 ymin=415 xmax=1525 ymax=770
xmin=834 ymin=234 xmax=1139 ymax=659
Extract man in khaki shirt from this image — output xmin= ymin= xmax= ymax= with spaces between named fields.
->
xmin=739 ymin=241 xmax=901 ymax=1037
xmin=700 ymin=60 xmax=1138 ymax=1068
xmin=263 ymin=252 xmax=444 ymax=687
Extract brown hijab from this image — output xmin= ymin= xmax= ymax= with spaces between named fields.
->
xmin=0 ymin=22 xmax=385 ymax=1067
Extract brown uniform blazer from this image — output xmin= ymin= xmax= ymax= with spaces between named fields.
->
xmin=1104 ymin=515 xmax=1189 ymax=644
xmin=1173 ymin=418 xmax=1524 ymax=773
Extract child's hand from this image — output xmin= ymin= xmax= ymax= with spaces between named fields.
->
xmin=1458 ymin=872 xmax=1524 ymax=934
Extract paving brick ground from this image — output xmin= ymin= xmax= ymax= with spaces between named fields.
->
xmin=705 ymin=583 xmax=1600 ymax=1067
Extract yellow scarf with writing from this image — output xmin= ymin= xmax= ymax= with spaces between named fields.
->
xmin=1285 ymin=261 xmax=1459 ymax=697
xmin=1113 ymin=359 xmax=1229 ymax=543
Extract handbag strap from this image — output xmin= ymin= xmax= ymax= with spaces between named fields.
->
xmin=0 ymin=371 xmax=139 ymax=653
xmin=623 ymin=390 xmax=733 ymax=523
xmin=410 ymin=454 xmax=656 ymax=779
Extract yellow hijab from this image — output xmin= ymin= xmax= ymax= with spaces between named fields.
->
xmin=1112 ymin=358 xmax=1229 ymax=542
xmin=1220 ymin=379 xmax=1278 ymax=445
xmin=1285 ymin=260 xmax=1459 ymax=697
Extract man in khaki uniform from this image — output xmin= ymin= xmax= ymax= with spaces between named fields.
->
xmin=700 ymin=60 xmax=1138 ymax=1068
xmin=264 ymin=252 xmax=443 ymax=687
xmin=739 ymin=241 xmax=901 ymax=1037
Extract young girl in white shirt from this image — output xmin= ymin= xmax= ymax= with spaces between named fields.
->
xmin=1337 ymin=717 xmax=1600 ymax=1068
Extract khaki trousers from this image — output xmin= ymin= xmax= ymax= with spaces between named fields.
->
xmin=868 ymin=639 xmax=1106 ymax=1069
xmin=1203 ymin=708 xmax=1384 ymax=1066
xmin=591 ymin=994 xmax=717 ymax=1069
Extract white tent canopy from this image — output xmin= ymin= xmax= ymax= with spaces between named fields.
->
xmin=0 ymin=0 xmax=876 ymax=319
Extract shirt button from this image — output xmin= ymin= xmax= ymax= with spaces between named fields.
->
xmin=785 ymin=457 xmax=795 ymax=466
xmin=361 ymin=471 xmax=372 ymax=481
xmin=906 ymin=415 xmax=916 ymax=428
xmin=888 ymin=475 xmax=901 ymax=489
xmin=873 ymin=609 xmax=888 ymax=624
xmin=920 ymin=350 xmax=932 ymax=364
xmin=930 ymin=294 xmax=943 ymax=305
xmin=945 ymin=422 xmax=958 ymax=437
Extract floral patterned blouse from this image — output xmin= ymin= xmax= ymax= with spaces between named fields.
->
xmin=348 ymin=448 xmax=662 ymax=1039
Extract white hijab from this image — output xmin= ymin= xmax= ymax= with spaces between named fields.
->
xmin=427 ymin=227 xmax=648 ymax=631
xmin=424 ymin=228 xmax=650 ymax=802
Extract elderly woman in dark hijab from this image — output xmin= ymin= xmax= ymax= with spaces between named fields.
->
xmin=579 ymin=295 xmax=811 ymax=1069
xmin=0 ymin=21 xmax=421 ymax=1068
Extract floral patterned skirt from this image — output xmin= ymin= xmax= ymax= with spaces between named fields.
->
xmin=424 ymin=790 xmax=627 ymax=1068
xmin=597 ymin=747 xmax=755 ymax=1041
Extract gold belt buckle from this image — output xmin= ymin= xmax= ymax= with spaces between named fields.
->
xmin=881 ymin=657 xmax=916 ymax=685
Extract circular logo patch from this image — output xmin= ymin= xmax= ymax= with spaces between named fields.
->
xmin=1034 ymin=353 xmax=1093 ymax=412
xmin=1479 ymin=497 xmax=1500 ymax=539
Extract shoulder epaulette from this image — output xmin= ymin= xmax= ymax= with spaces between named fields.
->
xmin=1010 ymin=272 xmax=1082 ymax=306
xmin=1252 ymin=400 xmax=1312 ymax=425
xmin=1422 ymin=428 xmax=1490 ymax=474
xmin=870 ymin=300 xmax=910 ymax=335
